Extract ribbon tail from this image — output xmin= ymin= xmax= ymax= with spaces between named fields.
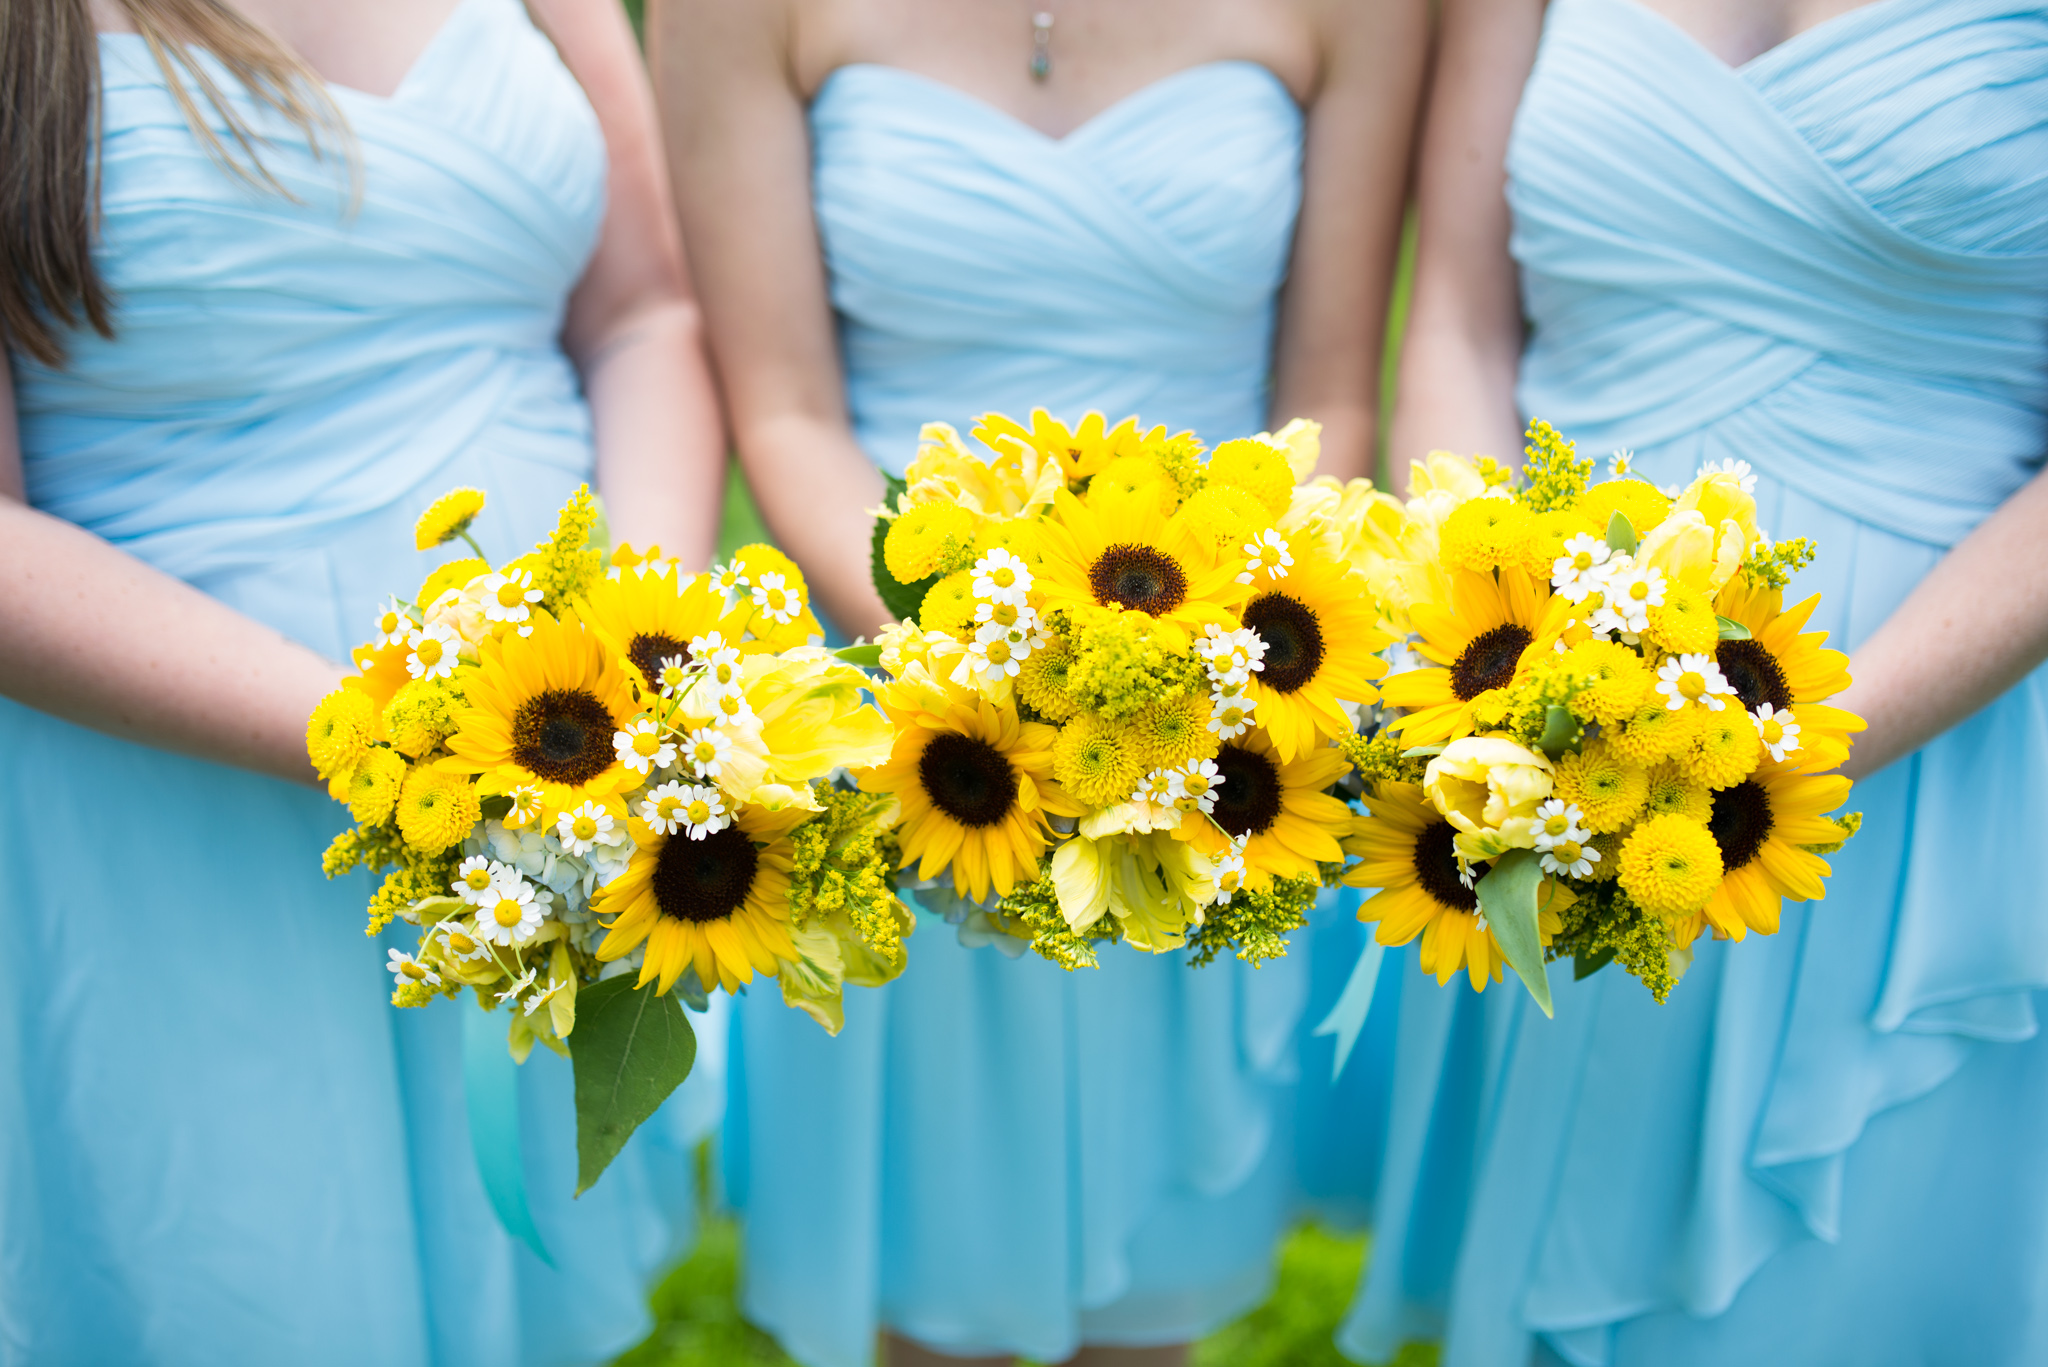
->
xmin=461 ymin=1006 xmax=556 ymax=1267
xmin=1311 ymin=938 xmax=1387 ymax=1083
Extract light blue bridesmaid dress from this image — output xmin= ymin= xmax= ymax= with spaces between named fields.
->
xmin=724 ymin=62 xmax=1393 ymax=1366
xmin=0 ymin=2 xmax=716 ymax=1361
xmin=1340 ymin=1 xmax=2048 ymax=1364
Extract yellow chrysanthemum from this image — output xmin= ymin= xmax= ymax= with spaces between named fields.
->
xmin=417 ymin=556 xmax=489 ymax=613
xmin=396 ymin=765 xmax=480 ymax=854
xmin=1712 ymin=578 xmax=1866 ymax=771
xmin=1643 ymin=760 xmax=1713 ymax=822
xmin=1643 ymin=582 xmax=1719 ymax=656
xmin=414 ymin=487 xmax=486 ymax=550
xmin=731 ymin=544 xmax=825 ymax=649
xmin=1608 ymin=694 xmax=1707 ymax=766
xmin=1179 ymin=482 xmax=1276 ymax=552
xmin=1576 ymin=478 xmax=1672 ymax=541
xmin=1380 ymin=566 xmax=1559 ymax=746
xmin=1618 ymin=813 xmax=1723 ymax=919
xmin=1694 ymin=760 xmax=1852 ymax=942
xmin=1679 ymin=707 xmax=1762 ymax=789
xmin=437 ymin=609 xmax=640 ymax=815
xmin=1438 ymin=497 xmax=1541 ymax=576
xmin=885 ymin=502 xmax=979 ymax=583
xmin=918 ymin=571 xmax=978 ymax=636
xmin=1016 ymin=637 xmax=1080 ymax=721
xmin=862 ymin=673 xmax=1083 ymax=902
xmin=1052 ymin=713 xmax=1148 ymax=808
xmin=1129 ymin=693 xmax=1215 ymax=769
xmin=970 ymin=517 xmax=1045 ymax=572
xmin=1240 ymin=541 xmax=1391 ymax=761
xmin=1563 ymin=639 xmax=1654 ymax=727
xmin=1195 ymin=728 xmax=1352 ymax=886
xmin=1036 ymin=487 xmax=1243 ymax=654
xmin=594 ymin=802 xmax=803 ymax=994
xmin=578 ymin=562 xmax=744 ymax=699
xmin=1088 ymin=454 xmax=1181 ymax=517
xmin=1530 ymin=507 xmax=1602 ymax=576
xmin=1552 ymin=738 xmax=1648 ymax=833
xmin=1206 ymin=437 xmax=1295 ymax=517
xmin=347 ymin=748 xmax=408 ymax=825
xmin=307 ymin=686 xmax=378 ymax=784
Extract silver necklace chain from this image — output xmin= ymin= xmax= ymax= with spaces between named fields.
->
xmin=1030 ymin=9 xmax=1054 ymax=81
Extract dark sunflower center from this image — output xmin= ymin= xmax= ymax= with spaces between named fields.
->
xmin=918 ymin=732 xmax=1021 ymax=828
xmin=1242 ymin=593 xmax=1325 ymax=694
xmin=1211 ymin=744 xmax=1283 ymax=839
xmin=628 ymin=632 xmax=691 ymax=688
xmin=1413 ymin=820 xmax=1479 ymax=912
xmin=1089 ymin=544 xmax=1188 ymax=615
xmin=652 ymin=823 xmax=759 ymax=924
xmin=510 ymin=688 xmax=616 ymax=784
xmin=1709 ymin=779 xmax=1774 ymax=872
xmin=1450 ymin=624 xmax=1533 ymax=701
xmin=1716 ymin=639 xmax=1793 ymax=713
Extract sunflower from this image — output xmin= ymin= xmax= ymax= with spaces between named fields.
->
xmin=1712 ymin=579 xmax=1865 ymax=770
xmin=1380 ymin=566 xmax=1559 ymax=745
xmin=578 ymin=563 xmax=742 ymax=699
xmin=976 ymin=408 xmax=1120 ymax=485
xmin=438 ymin=609 xmax=641 ymax=816
xmin=862 ymin=673 xmax=1082 ymax=901
xmin=1343 ymin=781 xmax=1566 ymax=989
xmin=1692 ymin=759 xmax=1852 ymax=942
xmin=1240 ymin=542 xmax=1390 ymax=762
xmin=1035 ymin=487 xmax=1244 ymax=654
xmin=1198 ymin=727 xmax=1351 ymax=885
xmin=593 ymin=801 xmax=803 ymax=993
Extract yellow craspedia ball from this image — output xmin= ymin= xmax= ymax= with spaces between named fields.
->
xmin=1644 ymin=583 xmax=1720 ymax=656
xmin=1608 ymin=695 xmax=1706 ymax=766
xmin=1619 ymin=813 xmax=1724 ymax=918
xmin=1129 ymin=693 xmax=1215 ymax=769
xmin=1563 ymin=640 xmax=1653 ymax=728
xmin=414 ymin=487 xmax=486 ymax=550
xmin=1017 ymin=637 xmax=1080 ymax=721
xmin=395 ymin=765 xmax=480 ymax=855
xmin=1577 ymin=479 xmax=1673 ymax=543
xmin=885 ymin=502 xmax=978 ymax=583
xmin=307 ymin=686 xmax=377 ymax=781
xmin=416 ymin=557 xmax=489 ymax=614
xmin=1179 ymin=482 xmax=1276 ymax=551
xmin=1643 ymin=760 xmax=1713 ymax=822
xmin=1679 ymin=706 xmax=1763 ymax=789
xmin=1205 ymin=438 xmax=1295 ymax=517
xmin=1552 ymin=738 xmax=1649 ymax=834
xmin=1088 ymin=454 xmax=1180 ymax=516
xmin=918 ymin=570 xmax=978 ymax=635
xmin=1052 ymin=713 xmax=1147 ymax=809
xmin=1439 ymin=496 xmax=1542 ymax=575
xmin=347 ymin=747 xmax=408 ymax=825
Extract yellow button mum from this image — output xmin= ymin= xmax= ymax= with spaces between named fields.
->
xmin=1618 ymin=813 xmax=1724 ymax=918
xmin=414 ymin=487 xmax=486 ymax=551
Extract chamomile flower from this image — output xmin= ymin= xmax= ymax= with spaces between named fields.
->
xmin=654 ymin=654 xmax=692 ymax=698
xmin=1551 ymin=534 xmax=1613 ymax=602
xmin=1698 ymin=458 xmax=1758 ymax=493
xmin=712 ymin=690 xmax=758 ymax=730
xmin=372 ymin=597 xmax=416 ymax=649
xmin=386 ymin=948 xmax=441 ymax=988
xmin=964 ymin=625 xmax=1027 ymax=682
xmin=1133 ymin=768 xmax=1178 ymax=807
xmin=406 ymin=622 xmax=461 ymax=681
xmin=521 ymin=978 xmax=568 ymax=1017
xmin=1540 ymin=838 xmax=1600 ymax=879
xmin=675 ymin=784 xmax=728 ymax=841
xmin=1657 ymin=653 xmax=1738 ymax=712
xmin=612 ymin=718 xmax=677 ymax=775
xmin=709 ymin=562 xmax=750 ymax=600
xmin=638 ymin=781 xmax=692 ymax=835
xmin=433 ymin=923 xmax=491 ymax=961
xmin=555 ymin=800 xmax=620 ymax=856
xmin=679 ymin=726 xmax=733 ymax=778
xmin=751 ymin=572 xmax=803 ymax=625
xmin=1198 ymin=624 xmax=1267 ymax=682
xmin=971 ymin=548 xmax=1034 ymax=606
xmin=1213 ymin=838 xmax=1250 ymax=905
xmin=1594 ymin=558 xmax=1664 ymax=637
xmin=1610 ymin=450 xmax=1636 ymax=477
xmin=1169 ymin=758 xmax=1224 ymax=815
xmin=1750 ymin=702 xmax=1802 ymax=762
xmin=1236 ymin=528 xmax=1294 ymax=585
xmin=452 ymin=855 xmax=504 ymax=904
xmin=479 ymin=567 xmax=543 ymax=632
xmin=1531 ymin=799 xmax=1591 ymax=852
xmin=692 ymin=633 xmax=743 ymax=693
xmin=1207 ymin=692 xmax=1258 ymax=740
xmin=974 ymin=599 xmax=1025 ymax=631
xmin=476 ymin=874 xmax=545 ymax=946
xmin=505 ymin=784 xmax=546 ymax=829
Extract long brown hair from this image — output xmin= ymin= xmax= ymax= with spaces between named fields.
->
xmin=0 ymin=0 xmax=347 ymax=368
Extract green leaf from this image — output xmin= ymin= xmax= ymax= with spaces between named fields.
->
xmin=1605 ymin=510 xmax=1639 ymax=555
xmin=1573 ymin=946 xmax=1617 ymax=980
xmin=833 ymin=643 xmax=884 ymax=668
xmin=1535 ymin=704 xmax=1579 ymax=759
xmin=1476 ymin=849 xmax=1553 ymax=1018
xmin=571 ymin=976 xmax=696 ymax=1195
xmin=869 ymin=474 xmax=939 ymax=623
xmin=1716 ymin=615 xmax=1753 ymax=640
xmin=1400 ymin=744 xmax=1446 ymax=759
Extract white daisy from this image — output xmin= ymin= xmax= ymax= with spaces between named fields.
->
xmin=692 ymin=633 xmax=744 ymax=694
xmin=679 ymin=726 xmax=733 ymax=778
xmin=1531 ymin=799 xmax=1591 ymax=853
xmin=1551 ymin=534 xmax=1613 ymax=603
xmin=1236 ymin=528 xmax=1294 ymax=586
xmin=1750 ymin=702 xmax=1802 ymax=762
xmin=1168 ymin=758 xmax=1224 ymax=815
xmin=1539 ymin=838 xmax=1600 ymax=880
xmin=1599 ymin=558 xmax=1664 ymax=636
xmin=654 ymin=654 xmax=693 ymax=698
xmin=555 ymin=800 xmax=621 ymax=856
xmin=1609 ymin=450 xmax=1635 ymax=477
xmin=1198 ymin=624 xmax=1267 ymax=683
xmin=429 ymin=922 xmax=491 ymax=962
xmin=478 ymin=567 xmax=543 ymax=631
xmin=1132 ymin=768 xmax=1178 ymax=807
xmin=709 ymin=562 xmax=750 ymax=601
xmin=1656 ymin=653 xmax=1739 ymax=712
xmin=971 ymin=548 xmax=1034 ymax=607
xmin=612 ymin=718 xmax=677 ymax=775
xmin=386 ymin=948 xmax=441 ymax=988
xmin=964 ymin=627 xmax=1026 ymax=682
xmin=1213 ymin=839 xmax=1250 ymax=905
xmin=476 ymin=874 xmax=545 ymax=946
xmin=639 ymin=781 xmax=693 ymax=835
xmin=675 ymin=784 xmax=728 ymax=841
xmin=520 ymin=978 xmax=569 ymax=1017
xmin=451 ymin=855 xmax=505 ymax=904
xmin=1207 ymin=692 xmax=1258 ymax=740
xmin=405 ymin=621 xmax=461 ymax=681
xmin=974 ymin=598 xmax=1025 ymax=631
xmin=750 ymin=572 xmax=803 ymax=625
xmin=371 ymin=597 xmax=416 ymax=649
xmin=712 ymin=690 xmax=758 ymax=730
xmin=505 ymin=784 xmax=546 ymax=830
xmin=1698 ymin=458 xmax=1758 ymax=493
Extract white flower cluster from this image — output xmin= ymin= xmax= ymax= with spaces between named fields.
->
xmin=953 ymin=548 xmax=1050 ymax=687
xmin=1532 ymin=799 xmax=1599 ymax=879
xmin=707 ymin=559 xmax=808 ymax=627
xmin=1198 ymin=624 xmax=1265 ymax=740
xmin=1656 ymin=653 xmax=1739 ymax=712
xmin=1129 ymin=757 xmax=1225 ymax=816
xmin=1696 ymin=458 xmax=1758 ymax=494
xmin=613 ymin=628 xmax=756 ymax=842
xmin=1548 ymin=534 xmax=1669 ymax=645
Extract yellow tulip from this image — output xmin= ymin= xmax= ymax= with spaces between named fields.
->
xmin=1424 ymin=736 xmax=1555 ymax=862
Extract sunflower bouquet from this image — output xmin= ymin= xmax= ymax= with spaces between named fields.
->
xmin=862 ymin=410 xmax=1392 ymax=969
xmin=1341 ymin=423 xmax=1864 ymax=1011
xmin=306 ymin=485 xmax=906 ymax=1189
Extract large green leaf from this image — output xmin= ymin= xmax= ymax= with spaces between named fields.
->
xmin=869 ymin=474 xmax=938 ymax=622
xmin=834 ymin=643 xmax=884 ymax=668
xmin=1476 ymin=849 xmax=1553 ymax=1018
xmin=571 ymin=977 xmax=696 ymax=1195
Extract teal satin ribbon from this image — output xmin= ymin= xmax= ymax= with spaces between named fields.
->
xmin=461 ymin=1006 xmax=555 ymax=1267
xmin=1311 ymin=939 xmax=1386 ymax=1083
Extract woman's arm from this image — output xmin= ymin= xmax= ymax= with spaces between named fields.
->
xmin=1385 ymin=0 xmax=1545 ymax=487
xmin=0 ymin=366 xmax=341 ymax=784
xmin=1267 ymin=0 xmax=1430 ymax=483
xmin=531 ymin=0 xmax=727 ymax=567
xmin=649 ymin=0 xmax=891 ymax=640
xmin=1832 ymin=465 xmax=2048 ymax=780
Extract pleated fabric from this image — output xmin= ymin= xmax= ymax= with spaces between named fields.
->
xmin=1340 ymin=2 xmax=2048 ymax=1363
xmin=0 ymin=3 xmax=717 ymax=1362
xmin=725 ymin=62 xmax=1390 ymax=1367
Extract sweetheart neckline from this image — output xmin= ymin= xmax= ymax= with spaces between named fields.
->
xmin=1605 ymin=0 xmax=1919 ymax=75
xmin=814 ymin=60 xmax=1298 ymax=145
